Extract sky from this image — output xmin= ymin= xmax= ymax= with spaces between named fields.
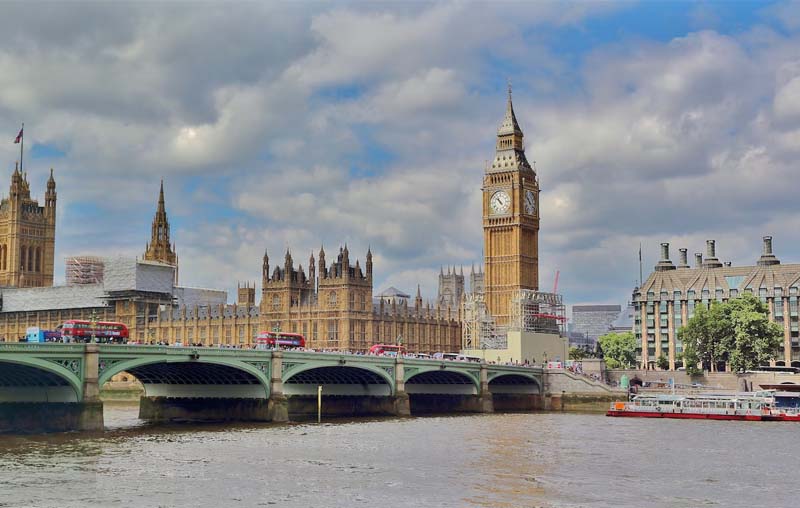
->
xmin=1 ymin=1 xmax=800 ymax=314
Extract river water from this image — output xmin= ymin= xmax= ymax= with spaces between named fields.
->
xmin=0 ymin=404 xmax=797 ymax=508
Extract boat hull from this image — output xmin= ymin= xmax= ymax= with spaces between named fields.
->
xmin=607 ymin=410 xmax=762 ymax=420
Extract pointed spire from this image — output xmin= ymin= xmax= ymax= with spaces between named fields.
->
xmin=158 ymin=178 xmax=165 ymax=208
xmin=416 ymin=285 xmax=421 ymax=298
xmin=498 ymin=80 xmax=523 ymax=137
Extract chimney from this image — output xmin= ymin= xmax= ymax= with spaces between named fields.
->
xmin=678 ymin=248 xmax=690 ymax=269
xmin=703 ymin=240 xmax=722 ymax=268
xmin=654 ymin=242 xmax=676 ymax=271
xmin=757 ymin=235 xmax=780 ymax=266
xmin=694 ymin=253 xmax=703 ymax=268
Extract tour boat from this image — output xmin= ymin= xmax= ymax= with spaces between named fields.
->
xmin=607 ymin=391 xmax=800 ymax=422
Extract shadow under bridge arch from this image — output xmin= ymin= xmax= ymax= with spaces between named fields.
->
xmin=108 ymin=360 xmax=270 ymax=399
xmin=488 ymin=373 xmax=542 ymax=395
xmin=283 ymin=366 xmax=393 ymax=396
xmin=0 ymin=359 xmax=82 ymax=402
xmin=405 ymin=369 xmax=479 ymax=395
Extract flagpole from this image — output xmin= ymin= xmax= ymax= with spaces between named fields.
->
xmin=19 ymin=123 xmax=24 ymax=174
xmin=638 ymin=242 xmax=643 ymax=288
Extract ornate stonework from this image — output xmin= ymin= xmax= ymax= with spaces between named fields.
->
xmin=0 ymin=164 xmax=56 ymax=287
xmin=143 ymin=180 xmax=178 ymax=279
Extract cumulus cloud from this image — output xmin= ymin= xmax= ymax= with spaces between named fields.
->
xmin=0 ymin=2 xmax=798 ymax=310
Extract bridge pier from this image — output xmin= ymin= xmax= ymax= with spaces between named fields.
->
xmin=478 ymin=363 xmax=494 ymax=413
xmin=79 ymin=344 xmax=104 ymax=431
xmin=393 ymin=358 xmax=411 ymax=417
xmin=269 ymin=351 xmax=288 ymax=422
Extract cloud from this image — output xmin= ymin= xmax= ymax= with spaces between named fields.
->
xmin=1 ymin=2 xmax=798 ymax=310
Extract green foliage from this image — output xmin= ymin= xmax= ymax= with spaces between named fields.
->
xmin=680 ymin=293 xmax=783 ymax=373
xmin=597 ymin=332 xmax=637 ymax=369
xmin=569 ymin=346 xmax=586 ymax=361
xmin=656 ymin=353 xmax=669 ymax=370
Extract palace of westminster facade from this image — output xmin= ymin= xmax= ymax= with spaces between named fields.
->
xmin=0 ymin=91 xmax=542 ymax=352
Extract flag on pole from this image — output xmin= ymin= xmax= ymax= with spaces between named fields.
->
xmin=14 ymin=128 xmax=23 ymax=144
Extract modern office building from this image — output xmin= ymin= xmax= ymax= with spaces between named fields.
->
xmin=571 ymin=305 xmax=622 ymax=345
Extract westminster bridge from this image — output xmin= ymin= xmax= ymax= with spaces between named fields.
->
xmin=0 ymin=343 xmax=579 ymax=432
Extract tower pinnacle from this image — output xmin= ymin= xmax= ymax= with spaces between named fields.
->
xmin=143 ymin=180 xmax=178 ymax=274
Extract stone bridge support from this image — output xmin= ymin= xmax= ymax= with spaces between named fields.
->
xmin=78 ymin=344 xmax=104 ymax=431
xmin=269 ymin=351 xmax=288 ymax=422
xmin=393 ymin=357 xmax=411 ymax=416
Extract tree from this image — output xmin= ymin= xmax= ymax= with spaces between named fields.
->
xmin=679 ymin=301 xmax=732 ymax=372
xmin=597 ymin=332 xmax=637 ymax=369
xmin=569 ymin=346 xmax=586 ymax=361
xmin=724 ymin=293 xmax=783 ymax=372
xmin=680 ymin=293 xmax=783 ymax=373
xmin=656 ymin=353 xmax=669 ymax=371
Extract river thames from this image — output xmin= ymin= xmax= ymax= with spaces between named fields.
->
xmin=1 ymin=404 xmax=797 ymax=508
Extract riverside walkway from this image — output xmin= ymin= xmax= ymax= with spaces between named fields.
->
xmin=0 ymin=343 xmax=550 ymax=432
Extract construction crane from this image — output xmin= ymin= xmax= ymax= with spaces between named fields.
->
xmin=552 ymin=270 xmax=560 ymax=295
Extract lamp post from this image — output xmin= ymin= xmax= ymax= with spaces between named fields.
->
xmin=396 ymin=334 xmax=403 ymax=358
xmin=272 ymin=323 xmax=281 ymax=350
xmin=90 ymin=309 xmax=98 ymax=344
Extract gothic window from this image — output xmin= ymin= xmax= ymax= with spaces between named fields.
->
xmin=272 ymin=295 xmax=280 ymax=310
xmin=239 ymin=326 xmax=245 ymax=343
xmin=349 ymin=292 xmax=355 ymax=310
xmin=328 ymin=292 xmax=337 ymax=308
xmin=327 ymin=320 xmax=338 ymax=341
xmin=158 ymin=225 xmax=164 ymax=241
xmin=360 ymin=293 xmax=366 ymax=311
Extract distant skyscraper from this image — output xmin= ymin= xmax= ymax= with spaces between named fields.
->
xmin=571 ymin=304 xmax=622 ymax=345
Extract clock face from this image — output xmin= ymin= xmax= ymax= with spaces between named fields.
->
xmin=490 ymin=190 xmax=511 ymax=214
xmin=524 ymin=190 xmax=536 ymax=215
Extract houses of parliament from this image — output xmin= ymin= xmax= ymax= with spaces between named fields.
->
xmin=0 ymin=91 xmax=540 ymax=352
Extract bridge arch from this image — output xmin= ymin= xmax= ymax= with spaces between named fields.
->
xmin=98 ymin=357 xmax=270 ymax=399
xmin=0 ymin=358 xmax=82 ymax=402
xmin=487 ymin=373 xmax=542 ymax=394
xmin=282 ymin=364 xmax=394 ymax=396
xmin=405 ymin=368 xmax=479 ymax=395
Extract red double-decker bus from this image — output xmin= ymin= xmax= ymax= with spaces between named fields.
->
xmin=57 ymin=320 xmax=129 ymax=343
xmin=254 ymin=331 xmax=305 ymax=349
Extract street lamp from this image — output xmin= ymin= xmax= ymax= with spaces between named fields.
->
xmin=272 ymin=323 xmax=281 ymax=350
xmin=90 ymin=309 xmax=98 ymax=344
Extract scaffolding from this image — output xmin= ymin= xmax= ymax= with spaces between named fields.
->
xmin=461 ymin=293 xmax=506 ymax=350
xmin=509 ymin=289 xmax=567 ymax=335
xmin=463 ymin=289 xmax=567 ymax=350
xmin=65 ymin=256 xmax=105 ymax=285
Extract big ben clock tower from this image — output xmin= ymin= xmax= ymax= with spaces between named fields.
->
xmin=483 ymin=87 xmax=539 ymax=327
